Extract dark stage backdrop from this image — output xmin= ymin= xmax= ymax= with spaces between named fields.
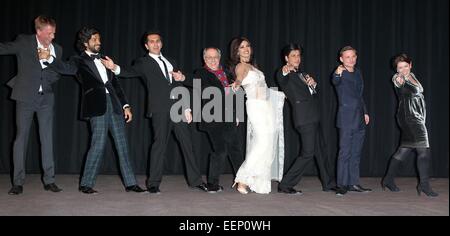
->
xmin=0 ymin=0 xmax=448 ymax=179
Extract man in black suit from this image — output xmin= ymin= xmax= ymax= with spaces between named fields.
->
xmin=187 ymin=47 xmax=244 ymax=193
xmin=114 ymin=32 xmax=207 ymax=194
xmin=332 ymin=46 xmax=371 ymax=196
xmin=0 ymin=15 xmax=63 ymax=195
xmin=50 ymin=27 xmax=144 ymax=194
xmin=276 ymin=43 xmax=333 ymax=194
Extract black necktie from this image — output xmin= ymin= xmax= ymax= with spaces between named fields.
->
xmin=158 ymin=56 xmax=170 ymax=82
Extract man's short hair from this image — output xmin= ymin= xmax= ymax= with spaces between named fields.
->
xmin=282 ymin=43 xmax=303 ymax=58
xmin=34 ymin=15 xmax=56 ymax=30
xmin=142 ymin=31 xmax=163 ymax=44
xmin=339 ymin=46 xmax=357 ymax=56
xmin=203 ymin=47 xmax=222 ymax=58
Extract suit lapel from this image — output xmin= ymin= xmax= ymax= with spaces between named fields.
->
xmin=147 ymin=55 xmax=170 ymax=83
xmin=81 ymin=53 xmax=104 ymax=83
xmin=29 ymin=35 xmax=42 ymax=67
xmin=294 ymin=73 xmax=312 ymax=95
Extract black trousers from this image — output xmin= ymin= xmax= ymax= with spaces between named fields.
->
xmin=147 ymin=112 xmax=202 ymax=188
xmin=206 ymin=124 xmax=244 ymax=185
xmin=280 ymin=122 xmax=331 ymax=189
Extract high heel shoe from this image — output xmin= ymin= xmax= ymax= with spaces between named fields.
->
xmin=381 ymin=180 xmax=400 ymax=192
xmin=232 ymin=182 xmax=248 ymax=194
xmin=416 ymin=183 xmax=438 ymax=197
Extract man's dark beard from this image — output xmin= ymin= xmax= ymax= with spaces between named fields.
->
xmin=88 ymin=45 xmax=101 ymax=54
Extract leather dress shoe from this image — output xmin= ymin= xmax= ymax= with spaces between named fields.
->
xmin=8 ymin=185 xmax=23 ymax=195
xmin=381 ymin=180 xmax=400 ymax=192
xmin=323 ymin=185 xmax=337 ymax=192
xmin=125 ymin=185 xmax=146 ymax=193
xmin=206 ymin=183 xmax=223 ymax=193
xmin=278 ymin=187 xmax=303 ymax=195
xmin=348 ymin=185 xmax=372 ymax=192
xmin=335 ymin=186 xmax=348 ymax=196
xmin=79 ymin=186 xmax=98 ymax=194
xmin=147 ymin=186 xmax=161 ymax=194
xmin=192 ymin=183 xmax=208 ymax=192
xmin=44 ymin=183 xmax=62 ymax=192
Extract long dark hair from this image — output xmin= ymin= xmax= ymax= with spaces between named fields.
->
xmin=227 ymin=37 xmax=257 ymax=79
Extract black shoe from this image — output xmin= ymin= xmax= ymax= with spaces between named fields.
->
xmin=125 ymin=185 xmax=146 ymax=193
xmin=206 ymin=183 xmax=223 ymax=193
xmin=335 ymin=186 xmax=348 ymax=196
xmin=192 ymin=183 xmax=208 ymax=192
xmin=323 ymin=185 xmax=337 ymax=192
xmin=323 ymin=180 xmax=337 ymax=192
xmin=348 ymin=185 xmax=372 ymax=192
xmin=8 ymin=185 xmax=23 ymax=195
xmin=417 ymin=183 xmax=438 ymax=197
xmin=278 ymin=187 xmax=303 ymax=195
xmin=44 ymin=183 xmax=62 ymax=192
xmin=381 ymin=181 xmax=400 ymax=192
xmin=147 ymin=186 xmax=161 ymax=194
xmin=79 ymin=186 xmax=98 ymax=194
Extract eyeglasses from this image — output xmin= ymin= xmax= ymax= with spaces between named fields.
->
xmin=205 ymin=56 xmax=220 ymax=61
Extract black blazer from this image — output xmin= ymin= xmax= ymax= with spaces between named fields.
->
xmin=276 ymin=69 xmax=320 ymax=127
xmin=331 ymin=68 xmax=368 ymax=130
xmin=51 ymin=52 xmax=129 ymax=119
xmin=189 ymin=67 xmax=237 ymax=131
xmin=119 ymin=55 xmax=186 ymax=117
xmin=0 ymin=34 xmax=63 ymax=102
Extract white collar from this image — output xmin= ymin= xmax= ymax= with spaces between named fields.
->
xmin=149 ymin=52 xmax=164 ymax=60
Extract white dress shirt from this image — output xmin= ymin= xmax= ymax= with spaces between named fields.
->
xmin=149 ymin=53 xmax=173 ymax=83
xmin=86 ymin=51 xmax=109 ymax=93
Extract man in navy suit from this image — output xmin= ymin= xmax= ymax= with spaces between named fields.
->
xmin=332 ymin=46 xmax=371 ymax=196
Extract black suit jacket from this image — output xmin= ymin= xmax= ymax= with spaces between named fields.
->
xmin=0 ymin=34 xmax=63 ymax=102
xmin=119 ymin=55 xmax=186 ymax=117
xmin=51 ymin=52 xmax=129 ymax=119
xmin=189 ymin=67 xmax=238 ymax=131
xmin=276 ymin=69 xmax=320 ymax=127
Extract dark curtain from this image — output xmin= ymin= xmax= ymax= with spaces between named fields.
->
xmin=0 ymin=0 xmax=448 ymax=178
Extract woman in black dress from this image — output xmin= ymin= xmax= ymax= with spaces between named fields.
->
xmin=382 ymin=53 xmax=438 ymax=197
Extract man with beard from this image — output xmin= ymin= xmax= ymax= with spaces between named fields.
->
xmin=50 ymin=27 xmax=144 ymax=194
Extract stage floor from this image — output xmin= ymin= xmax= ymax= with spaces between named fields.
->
xmin=0 ymin=174 xmax=448 ymax=216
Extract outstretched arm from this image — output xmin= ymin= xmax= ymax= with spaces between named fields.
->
xmin=0 ymin=35 xmax=24 ymax=55
xmin=331 ymin=65 xmax=346 ymax=85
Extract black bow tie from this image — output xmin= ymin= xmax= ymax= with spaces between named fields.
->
xmin=90 ymin=54 xmax=103 ymax=60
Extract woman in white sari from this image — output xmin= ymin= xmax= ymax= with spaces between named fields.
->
xmin=229 ymin=37 xmax=285 ymax=194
